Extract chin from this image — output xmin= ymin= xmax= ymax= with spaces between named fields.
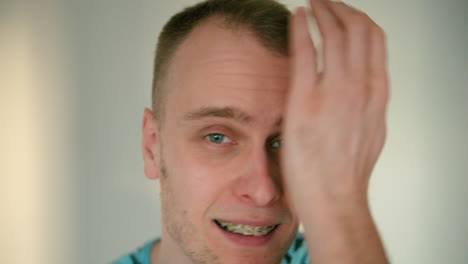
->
xmin=219 ymin=253 xmax=282 ymax=264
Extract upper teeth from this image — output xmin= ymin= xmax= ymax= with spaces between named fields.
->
xmin=215 ymin=219 xmax=277 ymax=236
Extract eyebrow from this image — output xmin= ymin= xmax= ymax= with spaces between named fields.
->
xmin=183 ymin=106 xmax=283 ymax=127
xmin=183 ymin=106 xmax=253 ymax=124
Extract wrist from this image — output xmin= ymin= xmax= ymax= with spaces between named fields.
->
xmin=296 ymin=191 xmax=387 ymax=264
xmin=294 ymin=189 xmax=371 ymax=223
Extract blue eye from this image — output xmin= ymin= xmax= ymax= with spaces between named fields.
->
xmin=270 ymin=139 xmax=283 ymax=148
xmin=206 ymin=133 xmax=232 ymax=144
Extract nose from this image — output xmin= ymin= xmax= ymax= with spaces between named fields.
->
xmin=233 ymin=147 xmax=282 ymax=207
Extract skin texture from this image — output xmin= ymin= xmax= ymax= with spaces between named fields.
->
xmin=142 ymin=18 xmax=298 ymax=264
xmin=282 ymin=1 xmax=389 ymax=263
xmin=142 ymin=0 xmax=389 ymax=263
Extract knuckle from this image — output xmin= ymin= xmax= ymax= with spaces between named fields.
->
xmin=334 ymin=1 xmax=348 ymax=8
xmin=381 ymin=87 xmax=390 ymax=104
xmin=350 ymin=79 xmax=371 ymax=104
xmin=371 ymin=24 xmax=386 ymax=40
xmin=347 ymin=12 xmax=369 ymax=28
xmin=323 ymin=26 xmax=344 ymax=42
xmin=336 ymin=81 xmax=368 ymax=106
xmin=372 ymin=77 xmax=390 ymax=101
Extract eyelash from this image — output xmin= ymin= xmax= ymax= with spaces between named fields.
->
xmin=203 ymin=132 xmax=282 ymax=148
xmin=204 ymin=133 xmax=233 ymax=145
xmin=270 ymin=138 xmax=283 ymax=148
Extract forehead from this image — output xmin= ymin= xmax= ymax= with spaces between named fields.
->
xmin=164 ymin=19 xmax=290 ymax=127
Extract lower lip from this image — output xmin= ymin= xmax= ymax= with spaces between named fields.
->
xmin=212 ymin=221 xmax=279 ymax=247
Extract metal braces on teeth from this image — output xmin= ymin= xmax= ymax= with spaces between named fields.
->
xmin=214 ymin=219 xmax=278 ymax=236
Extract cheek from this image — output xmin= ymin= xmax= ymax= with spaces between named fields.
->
xmin=189 ymin=146 xmax=241 ymax=171
xmin=172 ymin=132 xmax=243 ymax=182
xmin=175 ymin=149 xmax=232 ymax=194
xmin=163 ymin=138 xmax=235 ymax=211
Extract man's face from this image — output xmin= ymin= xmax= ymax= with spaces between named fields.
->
xmin=149 ymin=20 xmax=298 ymax=264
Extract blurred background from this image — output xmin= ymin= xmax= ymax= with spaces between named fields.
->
xmin=1 ymin=0 xmax=467 ymax=263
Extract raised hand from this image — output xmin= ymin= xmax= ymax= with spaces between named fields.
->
xmin=281 ymin=1 xmax=389 ymax=263
xmin=282 ymin=0 xmax=389 ymax=207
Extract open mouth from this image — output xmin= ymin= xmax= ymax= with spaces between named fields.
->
xmin=213 ymin=219 xmax=279 ymax=236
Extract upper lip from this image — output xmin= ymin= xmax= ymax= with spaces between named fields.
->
xmin=214 ymin=218 xmax=280 ymax=227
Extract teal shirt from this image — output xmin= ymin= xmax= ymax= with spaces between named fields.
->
xmin=113 ymin=233 xmax=310 ymax=264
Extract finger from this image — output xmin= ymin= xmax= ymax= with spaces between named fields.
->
xmin=309 ymin=0 xmax=346 ymax=76
xmin=289 ymin=7 xmax=318 ymax=91
xmin=325 ymin=1 xmax=371 ymax=78
xmin=368 ymin=25 xmax=389 ymax=111
xmin=369 ymin=24 xmax=388 ymax=79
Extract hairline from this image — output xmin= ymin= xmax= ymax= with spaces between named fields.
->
xmin=154 ymin=17 xmax=288 ymax=127
xmin=152 ymin=1 xmax=291 ymax=127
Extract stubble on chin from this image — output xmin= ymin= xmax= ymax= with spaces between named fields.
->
xmin=158 ymin=150 xmax=296 ymax=264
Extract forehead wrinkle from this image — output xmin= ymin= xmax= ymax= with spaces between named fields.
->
xmin=183 ymin=106 xmax=254 ymax=124
xmin=182 ymin=105 xmax=284 ymax=131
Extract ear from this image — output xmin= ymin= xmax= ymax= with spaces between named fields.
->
xmin=142 ymin=108 xmax=161 ymax=180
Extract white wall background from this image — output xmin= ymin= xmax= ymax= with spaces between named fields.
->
xmin=1 ymin=0 xmax=467 ymax=263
